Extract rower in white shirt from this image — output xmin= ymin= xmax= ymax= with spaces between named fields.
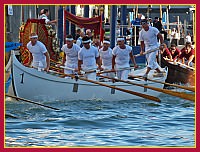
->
xmin=78 ymin=36 xmax=102 ymax=80
xmin=26 ymin=33 xmax=50 ymax=72
xmin=112 ymin=36 xmax=138 ymax=80
xmin=59 ymin=35 xmax=80 ymax=75
xmin=99 ymin=38 xmax=114 ymax=77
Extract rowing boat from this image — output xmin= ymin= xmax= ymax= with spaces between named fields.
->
xmin=10 ymin=51 xmax=168 ymax=102
xmin=161 ymin=57 xmax=195 ymax=86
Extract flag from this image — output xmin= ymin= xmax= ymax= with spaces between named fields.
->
xmin=5 ymin=42 xmax=22 ymax=52
xmin=65 ymin=11 xmax=104 ymax=37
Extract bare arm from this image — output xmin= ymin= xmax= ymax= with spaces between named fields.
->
xmin=78 ymin=60 xmax=83 ymax=72
xmin=168 ymin=54 xmax=173 ymax=61
xmin=187 ymin=55 xmax=195 ymax=66
xmin=130 ymin=52 xmax=138 ymax=68
xmin=140 ymin=41 xmax=145 ymax=55
xmin=96 ymin=56 xmax=102 ymax=70
xmin=47 ymin=20 xmax=57 ymax=25
xmin=44 ymin=52 xmax=50 ymax=71
xmin=112 ymin=55 xmax=116 ymax=70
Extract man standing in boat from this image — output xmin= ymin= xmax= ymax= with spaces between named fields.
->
xmin=78 ymin=36 xmax=102 ymax=80
xmin=112 ymin=36 xmax=138 ymax=80
xmin=26 ymin=33 xmax=50 ymax=72
xmin=58 ymin=35 xmax=80 ymax=76
xmin=139 ymin=19 xmax=164 ymax=78
xmin=39 ymin=8 xmax=57 ymax=25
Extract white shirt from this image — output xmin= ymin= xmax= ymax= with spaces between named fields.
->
xmin=112 ymin=45 xmax=132 ymax=69
xmin=78 ymin=45 xmax=99 ymax=70
xmin=27 ymin=41 xmax=47 ymax=68
xmin=99 ymin=47 xmax=113 ymax=69
xmin=139 ymin=26 xmax=160 ymax=51
xmin=61 ymin=43 xmax=80 ymax=67
xmin=139 ymin=26 xmax=159 ymax=46
xmin=185 ymin=35 xmax=192 ymax=43
xmin=39 ymin=14 xmax=50 ymax=24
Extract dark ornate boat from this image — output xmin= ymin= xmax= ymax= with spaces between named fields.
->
xmin=161 ymin=57 xmax=195 ymax=86
xmin=19 ymin=19 xmax=60 ymax=64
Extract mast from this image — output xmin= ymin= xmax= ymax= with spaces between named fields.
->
xmin=110 ymin=5 xmax=117 ymax=48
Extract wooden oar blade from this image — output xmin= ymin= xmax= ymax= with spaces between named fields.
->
xmin=5 ymin=94 xmax=60 ymax=110
xmin=99 ymin=75 xmax=195 ymax=102
xmin=112 ymin=86 xmax=161 ymax=102
xmin=130 ymin=75 xmax=195 ymax=92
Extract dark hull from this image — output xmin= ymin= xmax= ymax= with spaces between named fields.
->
xmin=161 ymin=58 xmax=195 ymax=86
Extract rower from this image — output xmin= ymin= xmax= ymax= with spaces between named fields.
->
xmin=112 ymin=36 xmax=138 ymax=80
xmin=78 ymin=36 xmax=102 ymax=80
xmin=99 ymin=38 xmax=115 ymax=78
xmin=25 ymin=33 xmax=50 ymax=72
xmin=57 ymin=35 xmax=80 ymax=78
xmin=178 ymin=41 xmax=195 ymax=67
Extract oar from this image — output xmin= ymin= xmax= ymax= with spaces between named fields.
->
xmin=176 ymin=62 xmax=195 ymax=71
xmin=5 ymin=94 xmax=60 ymax=111
xmin=50 ymin=70 xmax=161 ymax=102
xmin=57 ymin=65 xmax=97 ymax=74
xmin=56 ymin=65 xmax=114 ymax=75
xmin=98 ymin=75 xmax=195 ymax=102
xmin=58 ymin=65 xmax=76 ymax=71
xmin=97 ymin=67 xmax=135 ymax=74
xmin=134 ymin=47 xmax=159 ymax=57
xmin=129 ymin=75 xmax=195 ymax=92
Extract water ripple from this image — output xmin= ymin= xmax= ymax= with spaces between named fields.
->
xmin=5 ymin=96 xmax=195 ymax=147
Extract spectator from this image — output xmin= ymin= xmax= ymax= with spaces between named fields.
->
xmin=160 ymin=28 xmax=168 ymax=46
xmin=39 ymin=8 xmax=57 ymax=25
xmin=38 ymin=9 xmax=44 ymax=18
xmin=148 ymin=17 xmax=153 ymax=26
xmin=171 ymin=28 xmax=179 ymax=46
xmin=153 ymin=17 xmax=162 ymax=32
xmin=131 ymin=14 xmax=143 ymax=46
xmin=185 ymin=32 xmax=192 ymax=43
xmin=75 ymin=29 xmax=81 ymax=41
xmin=76 ymin=31 xmax=85 ymax=48
xmin=86 ymin=29 xmax=93 ymax=41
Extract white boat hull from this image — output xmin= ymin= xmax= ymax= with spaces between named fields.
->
xmin=11 ymin=52 xmax=167 ymax=102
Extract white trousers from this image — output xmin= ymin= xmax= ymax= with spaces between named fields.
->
xmin=146 ymin=51 xmax=159 ymax=70
xmin=84 ymin=72 xmax=96 ymax=81
xmin=116 ymin=69 xmax=129 ymax=80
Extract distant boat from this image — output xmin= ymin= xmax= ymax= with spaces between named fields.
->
xmin=10 ymin=51 xmax=168 ymax=102
xmin=161 ymin=57 xmax=195 ymax=86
